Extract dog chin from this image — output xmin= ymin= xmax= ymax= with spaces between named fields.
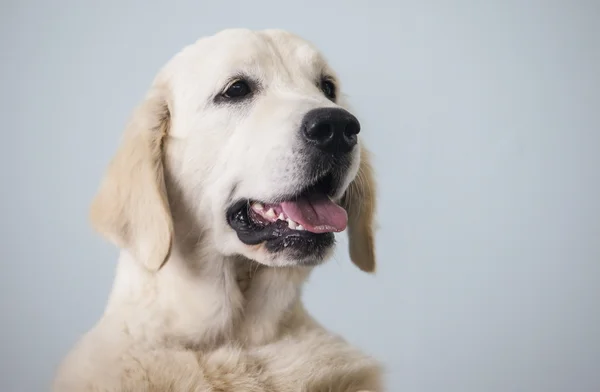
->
xmin=245 ymin=238 xmax=337 ymax=268
xmin=267 ymin=232 xmax=336 ymax=267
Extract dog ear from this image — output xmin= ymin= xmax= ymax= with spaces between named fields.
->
xmin=89 ymin=83 xmax=173 ymax=271
xmin=342 ymin=146 xmax=377 ymax=273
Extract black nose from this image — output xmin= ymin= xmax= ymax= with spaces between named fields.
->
xmin=302 ymin=108 xmax=360 ymax=154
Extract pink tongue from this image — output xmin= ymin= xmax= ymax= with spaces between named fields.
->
xmin=280 ymin=193 xmax=348 ymax=234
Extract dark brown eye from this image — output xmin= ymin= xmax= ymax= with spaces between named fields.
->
xmin=223 ymin=80 xmax=251 ymax=99
xmin=320 ymin=79 xmax=336 ymax=100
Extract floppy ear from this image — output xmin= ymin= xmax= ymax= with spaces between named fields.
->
xmin=89 ymin=83 xmax=173 ymax=271
xmin=342 ymin=146 xmax=377 ymax=273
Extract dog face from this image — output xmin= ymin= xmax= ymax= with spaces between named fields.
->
xmin=90 ymin=29 xmax=377 ymax=272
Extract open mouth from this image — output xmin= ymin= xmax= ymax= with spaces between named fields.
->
xmin=226 ymin=173 xmax=347 ymax=257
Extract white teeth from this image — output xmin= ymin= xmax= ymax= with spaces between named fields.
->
xmin=251 ymin=204 xmax=305 ymax=230
xmin=285 ymin=218 xmax=305 ymax=231
xmin=287 ymin=219 xmax=297 ymax=229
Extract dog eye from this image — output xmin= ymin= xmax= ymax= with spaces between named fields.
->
xmin=319 ymin=79 xmax=336 ymax=100
xmin=223 ymin=80 xmax=252 ymax=99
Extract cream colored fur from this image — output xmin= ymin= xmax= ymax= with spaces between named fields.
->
xmin=53 ymin=28 xmax=382 ymax=392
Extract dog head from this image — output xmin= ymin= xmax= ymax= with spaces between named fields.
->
xmin=90 ymin=29 xmax=377 ymax=272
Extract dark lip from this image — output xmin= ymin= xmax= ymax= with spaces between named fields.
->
xmin=226 ymin=199 xmax=335 ymax=258
xmin=225 ymin=171 xmax=339 ymax=254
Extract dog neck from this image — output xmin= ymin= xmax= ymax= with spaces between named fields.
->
xmin=103 ymin=236 xmax=313 ymax=350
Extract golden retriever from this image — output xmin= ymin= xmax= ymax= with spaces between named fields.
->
xmin=53 ymin=28 xmax=381 ymax=392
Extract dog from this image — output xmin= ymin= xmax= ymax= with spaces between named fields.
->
xmin=53 ymin=28 xmax=381 ymax=392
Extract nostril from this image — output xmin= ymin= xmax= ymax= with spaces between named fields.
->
xmin=306 ymin=122 xmax=334 ymax=144
xmin=344 ymin=121 xmax=360 ymax=137
xmin=342 ymin=121 xmax=359 ymax=146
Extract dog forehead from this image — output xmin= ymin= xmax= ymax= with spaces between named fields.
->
xmin=209 ymin=28 xmax=326 ymax=67
xmin=165 ymin=29 xmax=328 ymax=86
xmin=259 ymin=29 xmax=332 ymax=79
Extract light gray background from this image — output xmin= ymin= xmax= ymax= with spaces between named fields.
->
xmin=2 ymin=1 xmax=599 ymax=391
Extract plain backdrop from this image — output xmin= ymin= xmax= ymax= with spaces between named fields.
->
xmin=2 ymin=1 xmax=599 ymax=391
